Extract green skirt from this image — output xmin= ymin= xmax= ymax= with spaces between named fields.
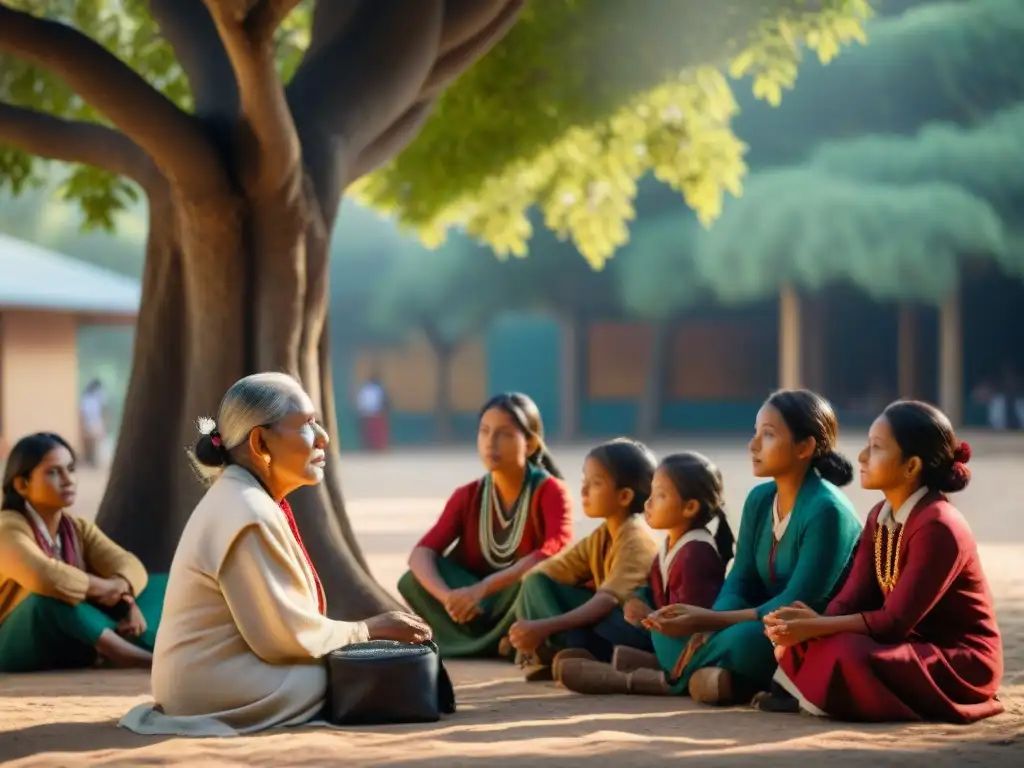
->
xmin=516 ymin=573 xmax=651 ymax=662
xmin=0 ymin=573 xmax=168 ymax=673
xmin=398 ymin=558 xmax=520 ymax=658
xmin=659 ymin=619 xmax=776 ymax=695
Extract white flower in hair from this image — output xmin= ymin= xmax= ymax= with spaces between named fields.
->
xmin=197 ymin=417 xmax=218 ymax=435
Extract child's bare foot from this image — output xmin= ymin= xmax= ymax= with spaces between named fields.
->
xmin=96 ymin=630 xmax=153 ymax=669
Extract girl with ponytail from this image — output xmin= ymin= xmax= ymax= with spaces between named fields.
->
xmin=557 ymin=451 xmax=735 ymax=696
xmin=640 ymin=389 xmax=862 ymax=707
xmin=399 ymin=393 xmax=573 ymax=659
xmin=765 ymin=400 xmax=1004 ymax=724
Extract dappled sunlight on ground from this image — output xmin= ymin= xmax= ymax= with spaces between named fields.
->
xmin=3 ymin=435 xmax=1023 ymax=765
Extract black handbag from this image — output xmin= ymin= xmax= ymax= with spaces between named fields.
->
xmin=326 ymin=640 xmax=456 ymax=725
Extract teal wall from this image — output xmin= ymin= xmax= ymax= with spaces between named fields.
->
xmin=336 ymin=312 xmax=987 ymax=448
xmin=485 ymin=313 xmax=563 ymax=439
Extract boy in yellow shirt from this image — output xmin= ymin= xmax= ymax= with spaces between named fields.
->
xmin=509 ymin=439 xmax=658 ymax=681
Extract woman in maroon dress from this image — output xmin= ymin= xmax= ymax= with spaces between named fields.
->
xmin=761 ymin=400 xmax=1004 ymax=723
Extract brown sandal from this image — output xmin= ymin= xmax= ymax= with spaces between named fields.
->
xmin=552 ymin=648 xmax=597 ymax=684
xmin=560 ymin=659 xmax=670 ymax=696
xmin=611 ymin=646 xmax=660 ymax=674
xmin=688 ymin=667 xmax=734 ymax=705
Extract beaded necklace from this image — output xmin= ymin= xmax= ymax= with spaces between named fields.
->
xmin=873 ymin=521 xmax=905 ymax=594
xmin=478 ymin=471 xmax=534 ymax=570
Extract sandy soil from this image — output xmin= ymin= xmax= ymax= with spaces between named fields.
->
xmin=2 ymin=435 xmax=1023 ymax=766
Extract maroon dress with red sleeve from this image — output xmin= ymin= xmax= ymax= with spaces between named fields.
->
xmin=647 ymin=527 xmax=725 ymax=610
xmin=776 ymin=490 xmax=1004 ymax=723
xmin=399 ymin=467 xmax=574 ymax=657
xmin=416 ymin=470 xmax=574 ymax=578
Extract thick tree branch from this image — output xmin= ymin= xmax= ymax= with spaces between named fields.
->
xmin=148 ymin=0 xmax=240 ymax=125
xmin=0 ymin=4 xmax=225 ymax=196
xmin=436 ymin=0 xmax=517 ymax=55
xmin=291 ymin=0 xmax=523 ymax=222
xmin=287 ymin=1 xmax=445 ymax=152
xmin=203 ymin=0 xmax=304 ymax=194
xmin=348 ymin=101 xmax=434 ymax=184
xmin=423 ymin=0 xmax=524 ymax=98
xmin=305 ymin=0 xmax=362 ymax=59
xmin=0 ymin=102 xmax=163 ymax=193
xmin=246 ymin=0 xmax=303 ymax=42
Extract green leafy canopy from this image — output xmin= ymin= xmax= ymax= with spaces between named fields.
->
xmin=1 ymin=0 xmax=872 ymax=258
xmin=694 ymin=101 xmax=1024 ymax=305
xmin=356 ymin=0 xmax=874 ymax=268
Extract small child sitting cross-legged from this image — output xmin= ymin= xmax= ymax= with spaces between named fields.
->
xmin=558 ymin=451 xmax=734 ymax=695
xmin=508 ymin=439 xmax=659 ymax=681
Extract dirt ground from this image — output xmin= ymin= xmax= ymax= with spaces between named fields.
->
xmin=2 ymin=434 xmax=1023 ymax=766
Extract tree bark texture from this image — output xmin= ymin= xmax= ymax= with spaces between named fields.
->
xmin=0 ymin=0 xmax=524 ymax=620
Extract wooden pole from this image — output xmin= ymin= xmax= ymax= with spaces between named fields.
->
xmin=938 ymin=286 xmax=963 ymax=426
xmin=559 ymin=314 xmax=579 ymax=440
xmin=897 ymin=304 xmax=918 ymax=400
xmin=779 ymin=284 xmax=802 ymax=390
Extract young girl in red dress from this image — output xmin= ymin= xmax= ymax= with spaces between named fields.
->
xmin=762 ymin=400 xmax=1004 ymax=723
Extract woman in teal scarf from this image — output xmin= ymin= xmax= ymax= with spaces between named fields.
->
xmin=645 ymin=390 xmax=861 ymax=705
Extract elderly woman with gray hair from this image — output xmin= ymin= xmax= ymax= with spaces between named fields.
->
xmin=120 ymin=373 xmax=430 ymax=736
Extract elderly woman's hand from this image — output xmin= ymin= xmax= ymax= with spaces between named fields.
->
xmin=365 ymin=611 xmax=433 ymax=644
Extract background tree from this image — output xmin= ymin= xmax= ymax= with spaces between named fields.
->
xmin=734 ymin=0 xmax=1024 ymax=168
xmin=694 ymin=101 xmax=1024 ymax=304
xmin=0 ymin=0 xmax=871 ymax=617
xmin=610 ymin=213 xmax=701 ymax=436
xmin=368 ymin=233 xmax=510 ymax=441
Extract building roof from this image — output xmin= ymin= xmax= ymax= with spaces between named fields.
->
xmin=0 ymin=232 xmax=140 ymax=316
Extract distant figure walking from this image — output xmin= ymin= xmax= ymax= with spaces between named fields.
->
xmin=79 ymin=379 xmax=109 ymax=467
xmin=357 ymin=374 xmax=390 ymax=452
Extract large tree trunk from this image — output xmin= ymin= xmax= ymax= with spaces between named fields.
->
xmin=4 ymin=0 xmax=525 ymax=623
xmin=95 ymin=175 xmax=399 ymax=620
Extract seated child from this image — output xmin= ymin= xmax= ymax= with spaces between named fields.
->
xmin=508 ymin=438 xmax=658 ymax=681
xmin=558 ymin=451 xmax=734 ymax=695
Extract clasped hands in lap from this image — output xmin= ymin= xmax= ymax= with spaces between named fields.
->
xmin=763 ymin=602 xmax=818 ymax=659
xmin=611 ymin=599 xmax=819 ymax=649
xmin=444 ymin=584 xmax=487 ymax=625
xmin=88 ymin=574 xmax=147 ymax=640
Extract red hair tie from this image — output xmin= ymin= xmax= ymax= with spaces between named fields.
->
xmin=211 ymin=434 xmax=223 ymax=448
xmin=953 ymin=441 xmax=971 ymax=464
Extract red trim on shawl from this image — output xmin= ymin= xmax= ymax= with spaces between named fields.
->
xmin=23 ymin=510 xmax=84 ymax=569
xmin=278 ymin=499 xmax=326 ymax=616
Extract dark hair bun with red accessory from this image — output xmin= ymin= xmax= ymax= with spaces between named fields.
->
xmin=194 ymin=419 xmax=229 ymax=469
xmin=953 ymin=441 xmax=972 ymax=464
xmin=941 ymin=440 xmax=972 ymax=494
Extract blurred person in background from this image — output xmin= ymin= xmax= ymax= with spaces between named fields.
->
xmin=356 ymin=370 xmax=390 ymax=452
xmin=79 ymin=379 xmax=110 ymax=467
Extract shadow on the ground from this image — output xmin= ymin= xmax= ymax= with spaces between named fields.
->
xmin=2 ymin=701 xmax=1021 ymax=767
xmin=2 ymin=664 xmax=1022 ymax=766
